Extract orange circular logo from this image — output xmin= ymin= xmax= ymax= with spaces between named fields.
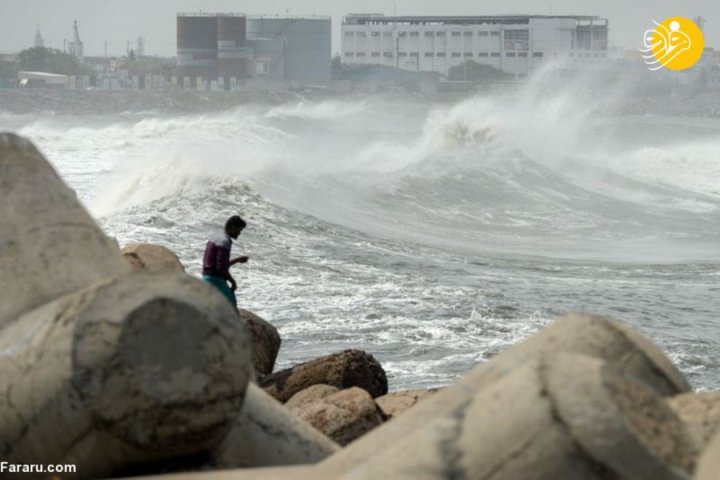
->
xmin=642 ymin=17 xmax=704 ymax=71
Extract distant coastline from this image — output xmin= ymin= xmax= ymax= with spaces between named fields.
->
xmin=2 ymin=83 xmax=720 ymax=117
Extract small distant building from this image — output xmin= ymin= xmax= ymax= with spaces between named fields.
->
xmin=18 ymin=71 xmax=68 ymax=89
xmin=341 ymin=14 xmax=609 ymax=79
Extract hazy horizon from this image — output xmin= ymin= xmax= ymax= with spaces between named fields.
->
xmin=1 ymin=0 xmax=719 ymax=57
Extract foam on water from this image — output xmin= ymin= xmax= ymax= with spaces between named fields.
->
xmin=6 ymin=79 xmax=720 ymax=390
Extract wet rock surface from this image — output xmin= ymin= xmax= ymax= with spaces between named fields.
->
xmin=122 ymin=243 xmax=186 ymax=272
xmin=289 ymin=387 xmax=385 ymax=446
xmin=259 ymin=349 xmax=388 ymax=403
xmin=239 ymin=308 xmax=281 ymax=377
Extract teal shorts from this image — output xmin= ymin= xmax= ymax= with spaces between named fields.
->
xmin=202 ymin=275 xmax=237 ymax=308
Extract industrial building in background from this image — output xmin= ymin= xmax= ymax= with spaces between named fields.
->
xmin=341 ymin=15 xmax=609 ymax=78
xmin=176 ymin=13 xmax=331 ymax=89
xmin=247 ymin=16 xmax=331 ymax=84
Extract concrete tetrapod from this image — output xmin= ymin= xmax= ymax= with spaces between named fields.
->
xmin=122 ymin=466 xmax=319 ymax=480
xmin=212 ymin=383 xmax=340 ymax=469
xmin=0 ymin=132 xmax=130 ymax=328
xmin=0 ymin=272 xmax=252 ymax=479
xmin=318 ymin=313 xmax=691 ymax=475
xmin=695 ymin=430 xmax=720 ymax=480
xmin=341 ymin=353 xmax=696 ymax=480
xmin=668 ymin=392 xmax=720 ymax=448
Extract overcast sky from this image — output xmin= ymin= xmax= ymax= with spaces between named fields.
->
xmin=1 ymin=0 xmax=718 ymax=56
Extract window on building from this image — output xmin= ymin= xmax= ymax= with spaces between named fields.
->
xmin=371 ymin=52 xmax=380 ymax=57
xmin=410 ymin=31 xmax=420 ymax=37
xmin=491 ymin=52 xmax=500 ymax=57
xmin=383 ymin=52 xmax=393 ymax=57
xmin=464 ymin=52 xmax=473 ymax=57
xmin=398 ymin=52 xmax=407 ymax=57
xmin=410 ymin=52 xmax=419 ymax=57
xmin=383 ymin=31 xmax=392 ymax=37
xmin=533 ymin=52 xmax=544 ymax=58
xmin=452 ymin=52 xmax=462 ymax=57
xmin=437 ymin=52 xmax=446 ymax=57
xmin=371 ymin=31 xmax=380 ymax=37
xmin=463 ymin=31 xmax=473 ymax=37
xmin=344 ymin=31 xmax=355 ymax=37
xmin=478 ymin=52 xmax=489 ymax=57
xmin=399 ymin=31 xmax=407 ymax=37
xmin=425 ymin=31 xmax=434 ymax=37
xmin=490 ymin=31 xmax=500 ymax=37
xmin=451 ymin=32 xmax=461 ymax=37
xmin=506 ymin=52 xmax=516 ymax=57
xmin=437 ymin=31 xmax=446 ymax=37
xmin=357 ymin=52 xmax=366 ymax=57
xmin=478 ymin=31 xmax=489 ymax=37
xmin=425 ymin=52 xmax=434 ymax=57
xmin=345 ymin=52 xmax=355 ymax=57
xmin=504 ymin=29 xmax=529 ymax=51
xmin=518 ymin=52 xmax=528 ymax=57
xmin=358 ymin=32 xmax=367 ymax=37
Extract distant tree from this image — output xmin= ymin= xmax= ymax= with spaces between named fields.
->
xmin=16 ymin=46 xmax=90 ymax=75
xmin=447 ymin=60 xmax=512 ymax=83
xmin=0 ymin=60 xmax=20 ymax=84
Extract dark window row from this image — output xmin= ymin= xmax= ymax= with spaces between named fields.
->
xmin=344 ymin=51 xmax=546 ymax=58
xmin=344 ymin=30 xmax=507 ymax=38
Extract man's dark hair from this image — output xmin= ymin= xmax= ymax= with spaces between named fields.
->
xmin=225 ymin=215 xmax=247 ymax=231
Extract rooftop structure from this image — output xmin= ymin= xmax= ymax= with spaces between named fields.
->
xmin=34 ymin=27 xmax=44 ymax=48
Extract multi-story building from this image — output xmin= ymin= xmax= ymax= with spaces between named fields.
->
xmin=341 ymin=15 xmax=609 ymax=78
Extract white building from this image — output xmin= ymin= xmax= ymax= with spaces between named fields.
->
xmin=341 ymin=15 xmax=609 ymax=78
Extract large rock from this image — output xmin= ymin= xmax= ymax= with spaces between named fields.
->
xmin=317 ymin=313 xmax=692 ymax=475
xmin=696 ymin=430 xmax=720 ymax=480
xmin=0 ymin=273 xmax=252 ymax=479
xmin=376 ymin=389 xmax=440 ymax=419
xmin=668 ymin=392 xmax=720 ymax=447
xmin=118 ymin=466 xmax=320 ymax=480
xmin=286 ymin=385 xmax=341 ymax=410
xmin=337 ymin=354 xmax=697 ymax=480
xmin=0 ymin=134 xmax=253 ymax=479
xmin=259 ymin=350 xmax=388 ymax=403
xmin=212 ymin=383 xmax=340 ymax=468
xmin=0 ymin=132 xmax=130 ymax=328
xmin=238 ymin=308 xmax=281 ymax=376
xmin=122 ymin=243 xmax=186 ymax=272
xmin=290 ymin=387 xmax=385 ymax=446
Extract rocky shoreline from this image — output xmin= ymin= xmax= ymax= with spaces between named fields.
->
xmin=0 ymin=89 xmax=303 ymax=115
xmin=3 ymin=84 xmax=720 ymax=117
xmin=1 ymin=132 xmax=720 ymax=479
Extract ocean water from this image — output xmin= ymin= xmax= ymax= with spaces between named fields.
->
xmin=3 ymin=83 xmax=719 ymax=391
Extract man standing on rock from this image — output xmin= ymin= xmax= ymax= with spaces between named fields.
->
xmin=202 ymin=215 xmax=249 ymax=308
